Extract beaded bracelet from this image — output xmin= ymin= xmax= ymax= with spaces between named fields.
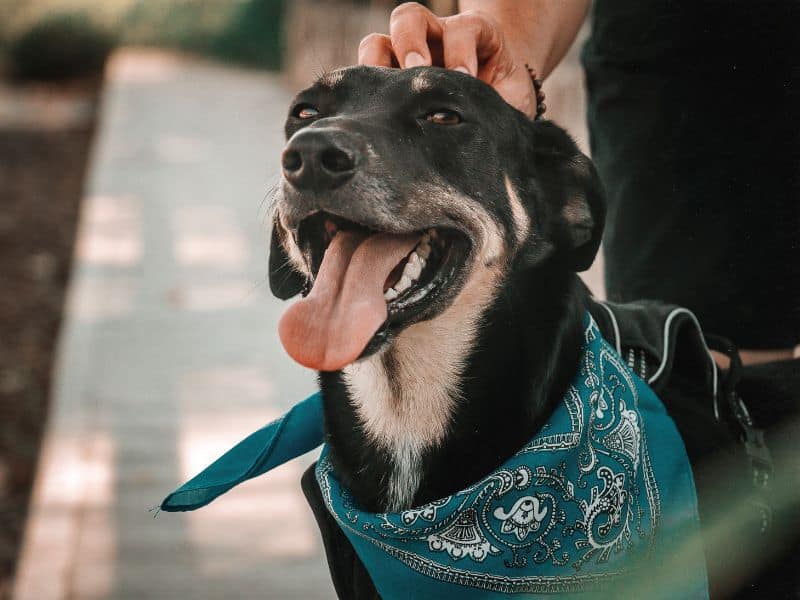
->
xmin=524 ymin=63 xmax=547 ymax=120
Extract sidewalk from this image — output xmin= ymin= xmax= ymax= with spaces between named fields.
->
xmin=13 ymin=50 xmax=332 ymax=599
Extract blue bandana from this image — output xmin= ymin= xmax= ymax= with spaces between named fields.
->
xmin=161 ymin=315 xmax=708 ymax=598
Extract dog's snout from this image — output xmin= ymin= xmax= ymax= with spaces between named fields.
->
xmin=281 ymin=130 xmax=359 ymax=191
xmin=320 ymin=146 xmax=355 ymax=173
xmin=282 ymin=148 xmax=303 ymax=173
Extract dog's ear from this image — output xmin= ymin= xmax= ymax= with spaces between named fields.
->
xmin=521 ymin=120 xmax=606 ymax=272
xmin=269 ymin=218 xmax=307 ymax=300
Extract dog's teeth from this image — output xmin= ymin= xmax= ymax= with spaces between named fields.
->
xmin=395 ymin=275 xmax=412 ymax=292
xmin=404 ymin=260 xmax=422 ymax=280
xmin=384 ymin=288 xmax=398 ymax=301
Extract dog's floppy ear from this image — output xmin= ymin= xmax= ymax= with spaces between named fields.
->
xmin=269 ymin=217 xmax=307 ymax=299
xmin=523 ymin=120 xmax=606 ymax=272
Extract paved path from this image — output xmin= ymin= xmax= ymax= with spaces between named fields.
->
xmin=13 ymin=50 xmax=331 ymax=600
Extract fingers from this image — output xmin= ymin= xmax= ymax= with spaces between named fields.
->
xmin=389 ymin=2 xmax=443 ymax=68
xmin=358 ymin=33 xmax=395 ymax=67
xmin=441 ymin=11 xmax=503 ymax=76
xmin=364 ymin=3 xmax=500 ymax=75
xmin=440 ymin=10 xmax=535 ymax=118
xmin=440 ymin=17 xmax=478 ymax=75
xmin=358 ymin=2 xmax=536 ymax=118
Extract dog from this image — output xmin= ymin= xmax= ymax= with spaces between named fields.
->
xmin=166 ymin=65 xmax=798 ymax=598
xmin=270 ymin=65 xmax=604 ymax=515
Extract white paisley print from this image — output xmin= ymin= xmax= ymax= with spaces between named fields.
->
xmin=316 ymin=316 xmax=681 ymax=594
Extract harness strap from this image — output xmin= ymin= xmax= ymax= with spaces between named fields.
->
xmin=706 ymin=334 xmax=774 ymax=535
xmin=589 ymin=298 xmax=774 ymax=536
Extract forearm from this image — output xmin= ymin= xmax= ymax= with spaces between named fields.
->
xmin=459 ymin=0 xmax=590 ymax=78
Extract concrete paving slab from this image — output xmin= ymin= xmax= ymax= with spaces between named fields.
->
xmin=12 ymin=49 xmax=330 ymax=600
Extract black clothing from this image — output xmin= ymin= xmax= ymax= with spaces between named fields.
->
xmin=582 ymin=1 xmax=800 ymax=349
xmin=303 ymin=298 xmax=800 ymax=598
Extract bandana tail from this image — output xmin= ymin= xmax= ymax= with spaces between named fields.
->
xmin=160 ymin=392 xmax=324 ymax=512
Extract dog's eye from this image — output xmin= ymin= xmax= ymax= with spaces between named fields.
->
xmin=293 ymin=104 xmax=320 ymax=119
xmin=426 ymin=110 xmax=461 ymax=125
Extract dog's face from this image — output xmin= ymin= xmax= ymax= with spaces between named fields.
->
xmin=270 ymin=66 xmax=604 ymax=372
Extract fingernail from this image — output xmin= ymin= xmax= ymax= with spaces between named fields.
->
xmin=404 ymin=51 xmax=426 ymax=68
xmin=454 ymin=66 xmax=470 ymax=75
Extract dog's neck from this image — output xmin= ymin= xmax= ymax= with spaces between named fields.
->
xmin=340 ymin=257 xmax=499 ymax=509
xmin=319 ymin=261 xmax=587 ymax=512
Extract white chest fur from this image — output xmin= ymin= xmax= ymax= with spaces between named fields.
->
xmin=342 ymin=259 xmax=502 ymax=511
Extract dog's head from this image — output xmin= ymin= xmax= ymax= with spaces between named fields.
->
xmin=270 ymin=66 xmax=604 ymax=372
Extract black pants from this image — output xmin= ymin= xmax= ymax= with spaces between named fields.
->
xmin=582 ymin=0 xmax=800 ymax=349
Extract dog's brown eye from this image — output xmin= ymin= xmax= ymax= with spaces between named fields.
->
xmin=426 ymin=110 xmax=461 ymax=125
xmin=294 ymin=105 xmax=320 ymax=119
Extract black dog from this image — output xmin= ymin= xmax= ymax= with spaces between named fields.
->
xmin=269 ymin=66 xmax=798 ymax=598
xmin=272 ymin=65 xmax=602 ymax=511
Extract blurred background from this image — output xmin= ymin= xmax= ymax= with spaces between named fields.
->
xmin=0 ymin=1 xmax=595 ymax=598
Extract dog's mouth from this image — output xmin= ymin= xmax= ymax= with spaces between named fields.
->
xmin=278 ymin=212 xmax=470 ymax=371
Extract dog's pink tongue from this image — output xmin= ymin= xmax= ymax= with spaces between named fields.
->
xmin=279 ymin=230 xmax=418 ymax=371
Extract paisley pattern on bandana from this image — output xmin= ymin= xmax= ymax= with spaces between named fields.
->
xmin=316 ymin=316 xmax=707 ymax=597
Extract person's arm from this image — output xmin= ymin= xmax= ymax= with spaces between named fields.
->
xmin=459 ymin=0 xmax=589 ymax=79
xmin=358 ymin=1 xmax=589 ymax=118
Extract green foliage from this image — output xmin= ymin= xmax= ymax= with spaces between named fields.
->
xmin=1 ymin=0 xmax=286 ymax=77
xmin=120 ymin=0 xmax=286 ymax=70
xmin=8 ymin=11 xmax=115 ymax=80
xmin=120 ymin=0 xmax=233 ymax=52
xmin=213 ymin=0 xmax=286 ymax=70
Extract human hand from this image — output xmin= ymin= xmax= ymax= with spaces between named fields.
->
xmin=358 ymin=2 xmax=539 ymax=119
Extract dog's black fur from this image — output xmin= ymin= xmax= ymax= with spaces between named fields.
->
xmin=271 ymin=66 xmax=603 ymax=512
xmin=269 ymin=66 xmax=798 ymax=597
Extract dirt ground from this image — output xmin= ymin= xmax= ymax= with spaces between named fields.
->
xmin=0 ymin=77 xmax=100 ymax=596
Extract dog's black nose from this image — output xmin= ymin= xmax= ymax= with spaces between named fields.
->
xmin=281 ymin=130 xmax=358 ymax=190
